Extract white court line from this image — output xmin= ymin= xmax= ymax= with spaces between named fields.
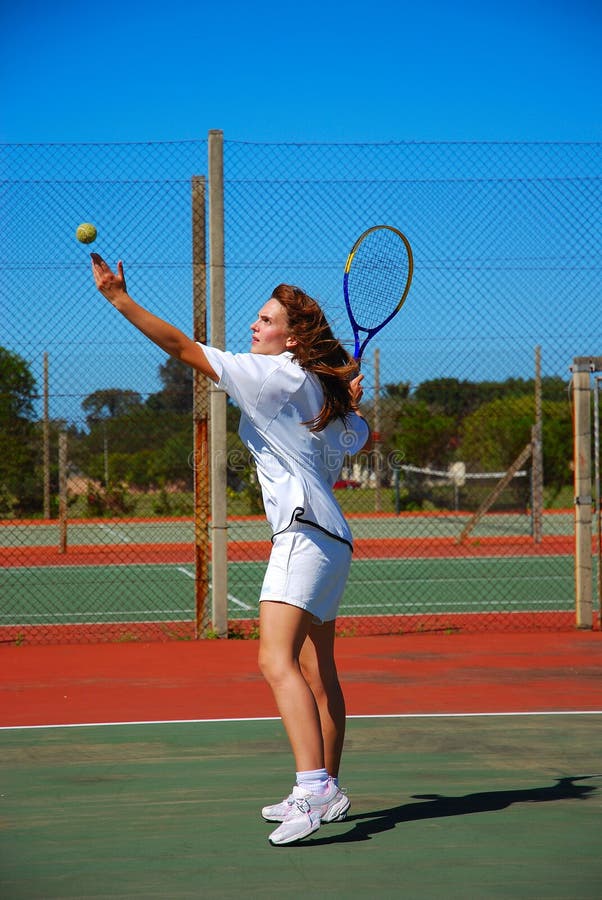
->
xmin=98 ymin=523 xmax=133 ymax=543
xmin=2 ymin=710 xmax=601 ymax=732
xmin=227 ymin=595 xmax=252 ymax=610
xmin=176 ymin=567 xmax=252 ymax=610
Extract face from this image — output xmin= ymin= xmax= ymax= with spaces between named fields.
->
xmin=250 ymin=298 xmax=297 ymax=355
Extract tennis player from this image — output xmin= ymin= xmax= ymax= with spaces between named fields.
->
xmin=90 ymin=256 xmax=370 ymax=845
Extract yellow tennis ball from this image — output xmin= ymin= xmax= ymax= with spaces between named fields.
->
xmin=75 ymin=222 xmax=97 ymax=244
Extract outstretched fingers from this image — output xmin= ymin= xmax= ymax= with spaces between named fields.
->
xmin=90 ymin=254 xmax=127 ymax=297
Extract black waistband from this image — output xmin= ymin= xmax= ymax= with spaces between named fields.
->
xmin=271 ymin=506 xmax=353 ymax=552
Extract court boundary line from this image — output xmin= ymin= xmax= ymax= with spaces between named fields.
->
xmin=1 ymin=553 xmax=579 ymax=572
xmin=2 ymin=709 xmax=601 ymax=732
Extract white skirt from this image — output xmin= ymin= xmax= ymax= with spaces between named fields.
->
xmin=259 ymin=525 xmax=352 ymax=624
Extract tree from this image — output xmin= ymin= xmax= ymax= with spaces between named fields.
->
xmin=415 ymin=377 xmax=497 ymax=421
xmin=459 ymin=395 xmax=534 ymax=472
xmin=538 ymin=400 xmax=573 ymax=493
xmin=146 ymin=357 xmax=193 ymax=413
xmin=458 ymin=395 xmax=572 ymax=491
xmin=0 ymin=346 xmax=37 ymax=420
xmin=82 ymin=388 xmax=143 ymax=427
xmin=414 ymin=376 xmax=570 ymax=422
xmin=392 ymin=400 xmax=456 ymax=468
xmin=73 ymin=360 xmax=196 ymax=492
xmin=154 ymin=432 xmax=194 ymax=489
xmin=384 ymin=382 xmax=410 ymax=400
xmin=0 ymin=347 xmax=39 ymax=514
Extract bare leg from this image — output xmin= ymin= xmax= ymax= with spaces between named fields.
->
xmin=299 ymin=619 xmax=346 ymax=777
xmin=258 ymin=601 xmax=325 ymax=772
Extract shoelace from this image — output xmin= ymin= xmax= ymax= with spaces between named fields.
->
xmin=294 ymin=797 xmax=312 ymax=815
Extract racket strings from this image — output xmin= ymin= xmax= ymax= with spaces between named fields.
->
xmin=346 ymin=238 xmax=410 ymax=331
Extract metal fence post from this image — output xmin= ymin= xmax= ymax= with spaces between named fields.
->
xmin=532 ymin=345 xmax=544 ymax=543
xmin=209 ymin=129 xmax=229 ymax=638
xmin=572 ymin=359 xmax=595 ymax=628
xmin=192 ymin=174 xmax=210 ymax=638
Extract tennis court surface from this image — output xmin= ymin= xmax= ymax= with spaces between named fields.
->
xmin=1 ymin=511 xmax=589 ymax=642
xmin=1 ymin=632 xmax=601 ymax=898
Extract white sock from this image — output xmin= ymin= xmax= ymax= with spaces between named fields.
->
xmin=296 ymin=768 xmax=329 ymax=794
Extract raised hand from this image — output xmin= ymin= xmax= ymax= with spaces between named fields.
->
xmin=90 ymin=253 xmax=128 ymax=304
xmin=349 ymin=373 xmax=364 ymax=410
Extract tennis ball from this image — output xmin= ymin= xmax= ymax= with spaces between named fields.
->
xmin=75 ymin=222 xmax=97 ymax=244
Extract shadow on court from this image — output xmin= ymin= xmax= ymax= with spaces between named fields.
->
xmin=295 ymin=775 xmax=600 ymax=847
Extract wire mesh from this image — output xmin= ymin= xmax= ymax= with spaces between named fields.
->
xmin=1 ymin=138 xmax=601 ymax=642
xmin=1 ymin=140 xmax=205 ymax=643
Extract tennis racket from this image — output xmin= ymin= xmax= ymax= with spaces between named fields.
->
xmin=343 ymin=224 xmax=413 ymax=361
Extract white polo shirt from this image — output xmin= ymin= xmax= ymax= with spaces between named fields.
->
xmin=199 ymin=346 xmax=369 ymax=548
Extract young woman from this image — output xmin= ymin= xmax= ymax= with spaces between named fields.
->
xmin=90 ymin=255 xmax=370 ymax=845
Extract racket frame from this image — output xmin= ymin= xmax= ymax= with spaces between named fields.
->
xmin=343 ymin=224 xmax=413 ymax=361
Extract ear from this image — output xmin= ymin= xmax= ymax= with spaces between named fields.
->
xmin=285 ymin=334 xmax=298 ymax=349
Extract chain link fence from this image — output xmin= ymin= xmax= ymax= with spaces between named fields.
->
xmin=1 ymin=137 xmax=601 ymax=643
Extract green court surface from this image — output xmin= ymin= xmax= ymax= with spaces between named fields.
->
xmin=1 ymin=555 xmax=577 ymax=626
xmin=1 ymin=715 xmax=600 ymax=899
xmin=0 ymin=511 xmax=576 ymax=548
xmin=1 ymin=511 xmax=587 ymax=632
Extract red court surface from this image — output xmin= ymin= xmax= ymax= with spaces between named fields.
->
xmin=2 ymin=631 xmax=601 ymax=728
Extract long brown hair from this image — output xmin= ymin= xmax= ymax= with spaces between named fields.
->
xmin=271 ymin=283 xmax=358 ymax=432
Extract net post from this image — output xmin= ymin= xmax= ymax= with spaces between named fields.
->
xmin=191 ymin=174 xmax=211 ymax=639
xmin=208 ymin=129 xmax=229 ymax=639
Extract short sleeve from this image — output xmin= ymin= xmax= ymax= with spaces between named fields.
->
xmin=197 ymin=345 xmax=303 ymax=422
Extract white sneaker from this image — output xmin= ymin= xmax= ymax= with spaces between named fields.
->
xmin=268 ymin=782 xmax=351 ymax=846
xmin=262 ymin=777 xmax=350 ymax=824
xmin=268 ymin=786 xmax=322 ymax=845
xmin=261 ymin=790 xmax=296 ymax=822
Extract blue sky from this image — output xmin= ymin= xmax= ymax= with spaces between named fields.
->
xmin=1 ymin=0 xmax=601 ymax=427
xmin=1 ymin=0 xmax=601 ymax=144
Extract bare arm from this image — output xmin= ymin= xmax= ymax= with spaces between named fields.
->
xmin=90 ymin=254 xmax=219 ymax=382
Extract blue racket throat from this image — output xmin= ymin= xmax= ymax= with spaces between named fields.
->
xmin=343 ymin=272 xmax=368 ymax=360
